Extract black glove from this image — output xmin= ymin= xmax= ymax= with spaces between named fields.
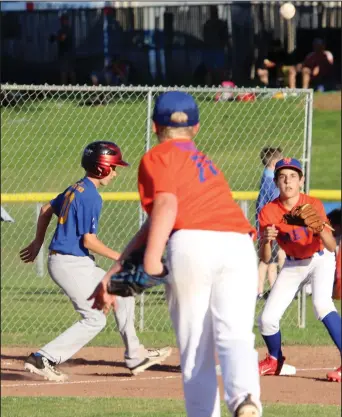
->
xmin=107 ymin=248 xmax=168 ymax=297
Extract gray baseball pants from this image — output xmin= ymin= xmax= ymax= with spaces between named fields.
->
xmin=38 ymin=253 xmax=146 ymax=368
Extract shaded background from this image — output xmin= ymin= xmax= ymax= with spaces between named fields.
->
xmin=1 ymin=1 xmax=341 ymax=86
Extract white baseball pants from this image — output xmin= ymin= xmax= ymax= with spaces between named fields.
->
xmin=166 ymin=230 xmax=261 ymax=417
xmin=259 ymin=249 xmax=336 ymax=336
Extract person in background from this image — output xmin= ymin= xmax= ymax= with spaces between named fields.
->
xmin=256 ymin=147 xmax=284 ymax=300
xmin=297 ymin=38 xmax=334 ymax=90
xmin=91 ymin=55 xmax=130 ymax=87
xmin=49 ymin=13 xmax=76 ymax=85
xmin=203 ymin=5 xmax=229 ymax=85
xmin=257 ymin=39 xmax=297 ymax=88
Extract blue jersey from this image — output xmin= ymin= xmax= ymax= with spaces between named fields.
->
xmin=255 ymin=168 xmax=279 ymax=229
xmin=49 ymin=177 xmax=102 ymax=257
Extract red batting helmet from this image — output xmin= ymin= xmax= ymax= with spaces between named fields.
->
xmin=81 ymin=141 xmax=129 ymax=179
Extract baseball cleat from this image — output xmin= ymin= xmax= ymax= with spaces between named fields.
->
xmin=234 ymin=394 xmax=260 ymax=417
xmin=24 ymin=353 xmax=68 ymax=382
xmin=147 ymin=346 xmax=172 ymax=360
xmin=259 ymin=354 xmax=285 ymax=376
xmin=326 ymin=366 xmax=341 ymax=382
xmin=128 ymin=346 xmax=172 ymax=376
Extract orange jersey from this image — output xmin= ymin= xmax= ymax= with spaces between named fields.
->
xmin=138 ymin=139 xmax=255 ymax=235
xmin=258 ymin=193 xmax=330 ymax=259
xmin=336 ymin=246 xmax=341 ymax=282
xmin=333 ymin=245 xmax=341 ymax=299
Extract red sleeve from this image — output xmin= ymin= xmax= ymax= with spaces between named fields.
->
xmin=337 ymin=246 xmax=341 ymax=281
xmin=333 ymin=246 xmax=341 ymax=300
xmin=311 ymin=198 xmax=329 ymax=222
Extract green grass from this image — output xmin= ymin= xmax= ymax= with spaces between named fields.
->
xmin=1 ymin=91 xmax=341 ymax=349
xmin=2 ymin=91 xmax=340 ymax=193
xmin=1 ymin=91 xmax=341 ymax=417
xmin=1 ymin=266 xmax=340 ymax=347
xmin=1 ymin=398 xmax=340 ymax=417
xmin=311 ymin=108 xmax=341 ymax=190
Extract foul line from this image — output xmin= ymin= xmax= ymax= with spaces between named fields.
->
xmin=296 ymin=367 xmax=334 ymax=372
xmin=2 ymin=367 xmax=336 ymax=389
xmin=1 ymin=374 xmax=181 ymax=389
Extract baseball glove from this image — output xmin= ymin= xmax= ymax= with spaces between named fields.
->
xmin=283 ymin=203 xmax=325 ymax=234
xmin=107 ymin=247 xmax=168 ymax=297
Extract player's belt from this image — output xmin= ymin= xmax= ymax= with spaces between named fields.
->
xmin=286 ymin=250 xmax=324 ymax=261
xmin=49 ymin=250 xmax=93 ymax=259
xmin=49 ymin=250 xmax=64 ymax=256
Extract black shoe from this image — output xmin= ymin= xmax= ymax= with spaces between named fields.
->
xmin=24 ymin=353 xmax=68 ymax=382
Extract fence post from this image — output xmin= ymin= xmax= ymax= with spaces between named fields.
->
xmin=298 ymin=90 xmax=314 ymax=328
xmin=36 ymin=203 xmax=44 ymax=277
xmin=239 ymin=200 xmax=248 ymax=218
xmin=139 ymin=88 xmax=153 ymax=332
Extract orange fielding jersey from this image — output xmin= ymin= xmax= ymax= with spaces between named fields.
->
xmin=138 ymin=139 xmax=255 ymax=235
xmin=333 ymin=245 xmax=341 ymax=300
xmin=258 ymin=193 xmax=331 ymax=259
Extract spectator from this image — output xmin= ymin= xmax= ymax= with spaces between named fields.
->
xmin=257 ymin=39 xmax=297 ymax=88
xmin=297 ymin=38 xmax=334 ymax=90
xmin=203 ymin=6 xmax=229 ymax=85
xmin=192 ymin=62 xmax=209 ymax=86
xmin=256 ymin=147 xmax=285 ymax=300
xmin=91 ymin=55 xmax=130 ymax=86
xmin=49 ymin=13 xmax=76 ymax=85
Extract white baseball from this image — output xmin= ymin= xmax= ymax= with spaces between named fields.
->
xmin=280 ymin=2 xmax=296 ymax=20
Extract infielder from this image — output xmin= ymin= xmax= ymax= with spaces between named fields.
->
xmin=20 ymin=141 xmax=171 ymax=381
xmin=91 ymin=92 xmax=262 ymax=417
xmin=258 ymin=158 xmax=341 ymax=382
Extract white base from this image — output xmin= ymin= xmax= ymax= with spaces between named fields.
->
xmin=215 ymin=363 xmax=296 ymax=376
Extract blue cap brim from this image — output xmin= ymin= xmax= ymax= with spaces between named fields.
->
xmin=275 ymin=164 xmax=303 ymax=173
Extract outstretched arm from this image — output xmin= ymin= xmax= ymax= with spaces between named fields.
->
xmin=89 ymin=218 xmax=152 ymax=314
xmin=19 ymin=202 xmax=54 ymax=262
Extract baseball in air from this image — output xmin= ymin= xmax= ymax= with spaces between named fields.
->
xmin=280 ymin=2 xmax=296 ymax=20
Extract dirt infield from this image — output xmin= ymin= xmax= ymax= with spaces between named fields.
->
xmin=313 ymin=92 xmax=341 ymax=111
xmin=1 ymin=346 xmax=340 ymax=405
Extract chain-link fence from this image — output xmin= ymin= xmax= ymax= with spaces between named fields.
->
xmin=1 ymin=84 xmax=313 ymax=347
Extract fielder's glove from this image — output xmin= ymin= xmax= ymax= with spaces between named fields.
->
xmin=107 ymin=248 xmax=168 ymax=297
xmin=283 ymin=203 xmax=330 ymax=234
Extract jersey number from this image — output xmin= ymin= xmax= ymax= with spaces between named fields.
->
xmin=191 ymin=153 xmax=218 ymax=183
xmin=58 ymin=190 xmax=75 ymax=224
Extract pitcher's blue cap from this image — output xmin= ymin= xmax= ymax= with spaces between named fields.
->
xmin=275 ymin=158 xmax=303 ymax=174
xmin=152 ymin=91 xmax=199 ymax=127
